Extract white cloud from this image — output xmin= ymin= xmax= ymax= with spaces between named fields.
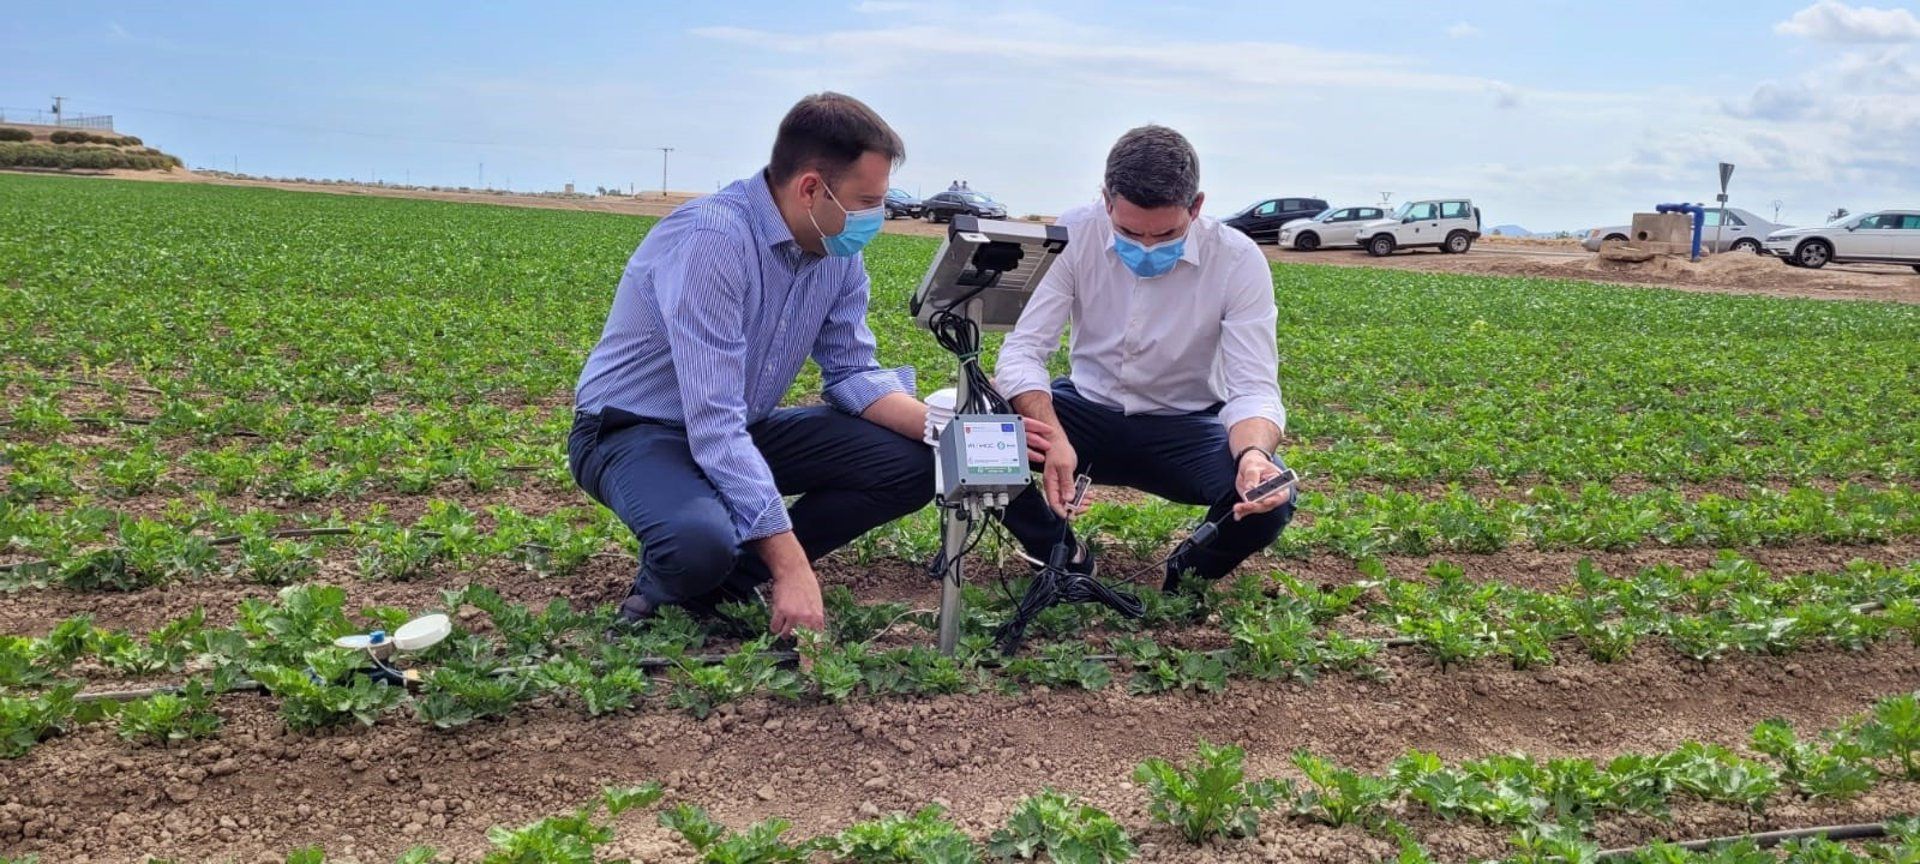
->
xmin=696 ymin=20 xmax=1519 ymax=97
xmin=1446 ymin=22 xmax=1482 ymax=39
xmin=1775 ymin=1 xmax=1920 ymax=43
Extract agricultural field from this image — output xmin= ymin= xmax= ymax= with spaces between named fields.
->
xmin=3 ymin=171 xmax=1920 ymax=863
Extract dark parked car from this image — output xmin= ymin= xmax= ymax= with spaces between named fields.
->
xmin=1224 ymin=197 xmax=1331 ymax=244
xmin=885 ymin=188 xmax=923 ymax=220
xmin=922 ymin=190 xmax=1007 ymax=222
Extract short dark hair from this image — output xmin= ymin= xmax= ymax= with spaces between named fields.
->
xmin=768 ymin=92 xmax=905 ymax=185
xmin=1104 ymin=125 xmax=1200 ymax=209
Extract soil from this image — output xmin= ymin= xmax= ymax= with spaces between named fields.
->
xmin=6 ymin=604 xmax=1919 ymax=863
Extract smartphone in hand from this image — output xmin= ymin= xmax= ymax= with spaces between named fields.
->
xmin=1243 ymin=467 xmax=1298 ymax=503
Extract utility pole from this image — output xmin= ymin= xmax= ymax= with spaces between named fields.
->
xmin=50 ymin=96 xmax=63 ymax=126
xmin=1771 ymin=199 xmax=1783 ymax=222
xmin=658 ymin=147 xmax=674 ymax=198
xmin=478 ymin=162 xmax=485 ymax=189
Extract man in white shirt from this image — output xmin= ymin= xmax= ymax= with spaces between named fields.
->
xmin=995 ymin=125 xmax=1294 ymax=591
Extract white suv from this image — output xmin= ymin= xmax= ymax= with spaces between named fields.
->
xmin=1354 ymin=199 xmax=1482 ymax=256
xmin=1764 ymin=210 xmax=1920 ymax=271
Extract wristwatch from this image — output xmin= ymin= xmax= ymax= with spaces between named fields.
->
xmin=1233 ymin=446 xmax=1273 ymax=468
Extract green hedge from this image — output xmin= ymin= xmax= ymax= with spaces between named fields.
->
xmin=47 ymin=130 xmax=142 ymax=146
xmin=0 ymin=142 xmax=182 ymax=171
xmin=0 ymin=127 xmax=32 ymax=143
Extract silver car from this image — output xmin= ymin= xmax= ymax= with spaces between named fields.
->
xmin=1581 ymin=207 xmax=1789 ymax=254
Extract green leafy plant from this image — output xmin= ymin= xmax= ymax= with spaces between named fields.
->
xmin=533 ymin=657 xmax=648 ymax=716
xmin=1669 ymin=742 xmax=1779 ymax=828
xmin=667 ymin=635 xmax=801 ymax=719
xmin=1751 ymin=718 xmax=1876 ymax=800
xmin=1287 ymin=751 xmax=1394 ymax=829
xmin=1859 ymin=692 xmax=1920 ymax=779
xmin=1113 ymin=638 xmax=1228 ymax=695
xmin=797 ymin=630 xmax=865 ymax=703
xmin=251 ymin=648 xmax=405 ymax=731
xmin=986 ymin=789 xmax=1134 ymax=863
xmin=414 ymin=667 xmax=539 ymax=729
xmin=829 ymin=805 xmax=978 ymax=864
xmin=2 ymin=683 xmax=104 ymax=758
xmin=115 ymin=680 xmax=223 ymax=745
xmin=659 ymin=803 xmax=813 ymax=864
xmin=1133 ymin=740 xmax=1281 ymax=843
xmin=1004 ymin=642 xmax=1112 ymax=692
xmin=483 ymin=783 xmax=662 ymax=864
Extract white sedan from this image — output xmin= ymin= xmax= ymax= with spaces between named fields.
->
xmin=1764 ymin=209 xmax=1920 ymax=271
xmin=1276 ymin=205 xmax=1390 ymax=251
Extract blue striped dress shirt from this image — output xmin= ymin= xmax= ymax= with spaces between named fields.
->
xmin=575 ymin=171 xmax=916 ymax=542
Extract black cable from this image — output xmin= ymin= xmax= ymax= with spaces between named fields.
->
xmin=925 ymin=276 xmax=1012 ymax=416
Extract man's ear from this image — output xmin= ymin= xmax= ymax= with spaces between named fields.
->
xmin=1188 ymin=191 xmax=1206 ymax=218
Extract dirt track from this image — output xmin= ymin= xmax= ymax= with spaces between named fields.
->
xmin=41 ymin=167 xmax=1918 ymax=304
xmin=1265 ymin=241 xmax=1920 ymax=305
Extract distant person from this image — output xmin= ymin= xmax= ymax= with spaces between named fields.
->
xmin=995 ymin=124 xmax=1294 ymax=592
xmin=572 ymin=93 xmax=956 ymax=636
xmin=948 ymin=179 xmax=963 ymax=192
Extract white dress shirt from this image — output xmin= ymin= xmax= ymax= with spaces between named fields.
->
xmin=996 ymin=202 xmax=1286 ymax=433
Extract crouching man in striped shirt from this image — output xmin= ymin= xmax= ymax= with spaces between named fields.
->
xmin=571 ymin=93 xmax=973 ymax=636
xmin=995 ymin=125 xmax=1296 ymax=592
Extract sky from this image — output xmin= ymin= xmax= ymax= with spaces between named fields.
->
xmin=5 ymin=0 xmax=1920 ymax=232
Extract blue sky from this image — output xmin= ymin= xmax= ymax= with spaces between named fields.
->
xmin=5 ymin=1 xmax=1919 ymax=231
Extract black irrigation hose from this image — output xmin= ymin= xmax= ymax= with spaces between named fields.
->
xmin=1 ymin=527 xmax=618 ymax=575
xmin=50 ymin=595 xmax=1904 ymax=702
xmin=1596 ymin=820 xmax=1891 ymax=858
xmin=45 ymin=376 xmax=165 ymax=396
xmin=72 ymin=650 xmax=806 ymax=703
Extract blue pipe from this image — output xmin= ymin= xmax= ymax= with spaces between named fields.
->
xmin=1656 ymin=202 xmax=1705 ymax=262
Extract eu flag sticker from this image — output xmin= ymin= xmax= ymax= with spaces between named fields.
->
xmin=1001 ymin=423 xmax=1014 ymax=432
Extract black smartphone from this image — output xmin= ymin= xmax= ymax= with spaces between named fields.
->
xmin=1244 ymin=467 xmax=1298 ymax=503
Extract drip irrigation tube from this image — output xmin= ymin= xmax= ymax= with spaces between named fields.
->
xmin=1597 ymin=820 xmax=1892 ymax=858
xmin=66 ymin=596 xmax=1890 ymax=703
xmin=72 ymin=650 xmax=807 ymax=703
xmin=1 ymin=527 xmax=622 ymax=575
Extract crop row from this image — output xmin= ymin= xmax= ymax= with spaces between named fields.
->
xmin=6 ymin=554 xmax=1920 ymax=758
xmin=5 ymin=479 xmax=1918 ymax=596
xmin=13 ymin=698 xmax=1920 ymax=864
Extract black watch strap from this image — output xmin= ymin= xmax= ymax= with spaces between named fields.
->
xmin=1233 ymin=446 xmax=1272 ymax=467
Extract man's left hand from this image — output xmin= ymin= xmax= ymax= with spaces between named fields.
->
xmin=1232 ymin=451 xmax=1293 ymax=521
xmin=1022 ymin=417 xmax=1055 ymax=465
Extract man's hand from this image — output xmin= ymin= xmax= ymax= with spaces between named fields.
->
xmin=1023 ymin=417 xmax=1055 ymax=466
xmin=1044 ymin=435 xmax=1081 ymax=519
xmin=1231 ymin=451 xmax=1293 ymax=521
xmin=768 ymin=565 xmax=826 ymax=637
xmin=753 ymin=531 xmax=825 ymax=636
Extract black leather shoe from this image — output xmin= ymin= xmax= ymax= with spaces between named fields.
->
xmin=604 ymin=591 xmax=655 ymax=639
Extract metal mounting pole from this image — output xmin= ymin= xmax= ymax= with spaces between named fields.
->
xmin=935 ymin=298 xmax=982 ymax=654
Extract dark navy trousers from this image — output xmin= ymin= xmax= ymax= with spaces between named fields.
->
xmin=568 ymin=406 xmax=935 ymax=609
xmin=999 ymin=379 xmax=1295 ymax=581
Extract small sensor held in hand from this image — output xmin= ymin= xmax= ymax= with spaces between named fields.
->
xmin=1244 ymin=467 xmax=1298 ymax=504
xmin=1069 ymin=473 xmax=1093 ymax=511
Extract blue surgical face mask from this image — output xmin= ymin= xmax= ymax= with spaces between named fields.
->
xmin=812 ymin=181 xmax=885 ymax=257
xmin=1113 ymin=232 xmax=1186 ymax=278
